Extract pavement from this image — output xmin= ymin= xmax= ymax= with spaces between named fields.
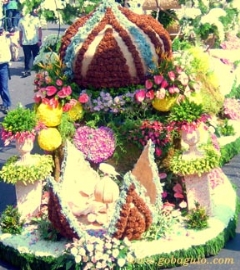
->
xmin=0 ymin=23 xmax=239 ymax=270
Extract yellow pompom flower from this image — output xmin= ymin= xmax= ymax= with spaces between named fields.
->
xmin=67 ymin=101 xmax=84 ymax=121
xmin=38 ymin=128 xmax=62 ymax=151
xmin=36 ymin=103 xmax=63 ymax=127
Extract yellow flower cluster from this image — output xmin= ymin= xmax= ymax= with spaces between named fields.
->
xmin=36 ymin=103 xmax=63 ymax=151
xmin=38 ymin=128 xmax=62 ymax=152
xmin=37 ymin=103 xmax=63 ymax=127
xmin=67 ymin=102 xmax=84 ymax=122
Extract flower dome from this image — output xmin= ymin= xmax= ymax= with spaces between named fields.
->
xmin=59 ymin=0 xmax=172 ymax=89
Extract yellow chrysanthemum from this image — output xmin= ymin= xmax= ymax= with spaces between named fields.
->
xmin=152 ymin=96 xmax=177 ymax=112
xmin=188 ymin=47 xmax=210 ymax=74
xmin=36 ymin=103 xmax=63 ymax=127
xmin=38 ymin=128 xmax=62 ymax=151
xmin=67 ymin=102 xmax=84 ymax=121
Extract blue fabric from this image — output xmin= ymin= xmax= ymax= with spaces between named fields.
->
xmin=6 ymin=0 xmax=18 ymax=10
xmin=0 ymin=63 xmax=11 ymax=107
xmin=6 ymin=9 xmax=18 ymax=29
xmin=22 ymin=44 xmax=40 ymax=71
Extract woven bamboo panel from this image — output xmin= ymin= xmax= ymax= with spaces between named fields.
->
xmin=142 ymin=0 xmax=181 ymax=10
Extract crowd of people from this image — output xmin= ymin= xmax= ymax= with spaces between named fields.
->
xmin=0 ymin=1 xmax=42 ymax=114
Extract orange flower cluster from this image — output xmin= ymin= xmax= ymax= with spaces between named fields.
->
xmin=113 ymin=184 xmax=152 ymax=240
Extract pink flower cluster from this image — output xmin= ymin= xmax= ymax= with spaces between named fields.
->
xmin=143 ymin=67 xmax=201 ymax=101
xmin=221 ymin=34 xmax=240 ymax=50
xmin=33 ymin=71 xmax=77 ymax=111
xmin=73 ymin=126 xmax=116 ymax=163
xmin=223 ymin=98 xmax=240 ymax=120
xmin=1 ymin=129 xmax=35 ymax=146
xmin=1 ymin=121 xmax=45 ymax=146
xmin=209 ymin=168 xmax=225 ymax=189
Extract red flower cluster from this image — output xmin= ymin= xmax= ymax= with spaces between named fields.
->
xmin=129 ymin=120 xmax=173 ymax=158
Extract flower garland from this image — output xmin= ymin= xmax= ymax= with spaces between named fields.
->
xmin=169 ymin=144 xmax=220 ymax=176
xmin=0 ymin=155 xmax=53 ymax=185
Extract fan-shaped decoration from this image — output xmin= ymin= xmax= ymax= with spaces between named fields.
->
xmin=48 ymin=140 xmax=162 ymax=240
xmin=59 ymin=0 xmax=172 ymax=89
xmin=132 ymin=140 xmax=163 ymax=208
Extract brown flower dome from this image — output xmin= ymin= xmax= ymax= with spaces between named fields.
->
xmin=59 ymin=0 xmax=172 ymax=89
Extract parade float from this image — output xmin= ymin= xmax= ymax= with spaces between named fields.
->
xmin=0 ymin=0 xmax=240 ymax=269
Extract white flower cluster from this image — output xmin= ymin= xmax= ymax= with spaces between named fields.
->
xmin=42 ymin=34 xmax=60 ymax=48
xmin=66 ymin=234 xmax=135 ymax=269
xmin=176 ymin=7 xmax=201 ymax=20
xmin=33 ymin=51 xmax=59 ymax=66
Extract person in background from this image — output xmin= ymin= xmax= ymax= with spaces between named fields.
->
xmin=3 ymin=0 xmax=19 ymax=31
xmin=8 ymin=27 xmax=20 ymax=61
xmin=0 ymin=27 xmax=12 ymax=114
xmin=18 ymin=6 xmax=42 ymax=78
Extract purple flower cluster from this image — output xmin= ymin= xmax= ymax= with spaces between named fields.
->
xmin=73 ymin=126 xmax=116 ymax=163
xmin=80 ymin=90 xmax=135 ymax=114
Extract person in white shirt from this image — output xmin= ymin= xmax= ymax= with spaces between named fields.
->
xmin=18 ymin=6 xmax=42 ymax=78
xmin=0 ymin=27 xmax=12 ymax=114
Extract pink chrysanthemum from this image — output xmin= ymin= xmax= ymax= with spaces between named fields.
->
xmin=73 ymin=126 xmax=116 ymax=163
xmin=223 ymin=98 xmax=240 ymax=120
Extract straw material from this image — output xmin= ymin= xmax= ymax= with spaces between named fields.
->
xmin=142 ymin=0 xmax=181 ymax=10
xmin=166 ymin=21 xmax=181 ymax=40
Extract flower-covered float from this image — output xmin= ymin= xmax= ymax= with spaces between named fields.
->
xmin=0 ymin=0 xmax=240 ymax=269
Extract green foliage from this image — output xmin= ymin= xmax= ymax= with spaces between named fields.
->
xmin=152 ymin=9 xmax=177 ymax=28
xmin=168 ymin=99 xmax=205 ymax=124
xmin=216 ymin=119 xmax=236 ymax=137
xmin=169 ymin=144 xmax=220 ymax=176
xmin=18 ymin=0 xmax=101 ymax=24
xmin=0 ymin=206 xmax=24 ymax=235
xmin=1 ymin=104 xmax=37 ymax=133
xmin=143 ymin=208 xmax=183 ymax=240
xmin=219 ymin=7 xmax=239 ymax=31
xmin=226 ymin=78 xmax=240 ymax=99
xmin=31 ymin=216 xmax=61 ymax=241
xmin=185 ymin=202 xmax=209 ymax=230
xmin=172 ymin=38 xmax=193 ymax=51
xmin=196 ymin=23 xmax=218 ymax=41
xmin=219 ymin=137 xmax=240 ymax=166
xmin=57 ymin=113 xmax=76 ymax=141
xmin=0 ymin=155 xmax=53 ymax=185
